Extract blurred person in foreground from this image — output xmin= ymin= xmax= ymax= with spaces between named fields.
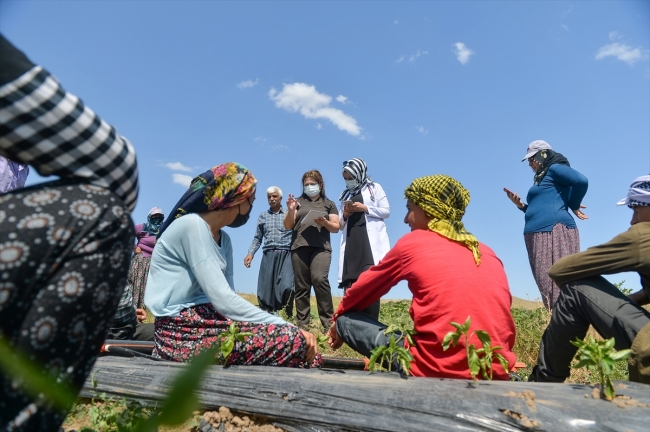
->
xmin=530 ymin=175 xmax=650 ymax=384
xmin=504 ymin=140 xmax=588 ymax=310
xmin=0 ymin=34 xmax=137 ymax=431
xmin=328 ymin=175 xmax=516 ymax=379
xmin=145 ymin=163 xmax=320 ymax=367
xmin=244 ymin=186 xmax=294 ymax=317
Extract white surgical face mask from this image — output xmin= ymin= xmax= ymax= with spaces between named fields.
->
xmin=304 ymin=184 xmax=321 ymax=197
xmin=345 ymin=179 xmax=359 ymax=191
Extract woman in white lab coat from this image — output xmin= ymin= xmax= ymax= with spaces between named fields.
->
xmin=337 ymin=158 xmax=391 ymax=320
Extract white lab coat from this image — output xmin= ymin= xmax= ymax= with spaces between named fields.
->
xmin=337 ymin=182 xmax=391 ymax=284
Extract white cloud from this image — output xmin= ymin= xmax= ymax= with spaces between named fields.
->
xmin=269 ymin=83 xmax=362 ymax=137
xmin=254 ymin=136 xmax=266 ymax=142
xmin=562 ymin=5 xmax=572 ymax=19
xmin=561 ymin=24 xmax=569 ymax=32
xmin=454 ymin=42 xmax=475 ymax=65
xmin=395 ymin=56 xmax=405 ymax=63
xmin=415 ymin=126 xmax=428 ymax=135
xmin=336 ymin=95 xmax=349 ymax=104
xmin=269 ymin=144 xmax=289 ymax=151
xmin=164 ymin=162 xmax=192 ymax=172
xmin=409 ymin=50 xmax=428 ymax=63
xmin=172 ymin=173 xmax=193 ymax=187
xmin=316 ymin=123 xmax=322 ymax=130
xmin=595 ymin=42 xmax=647 ymax=66
xmin=237 ymin=78 xmax=259 ymax=89
xmin=609 ymin=31 xmax=623 ymax=41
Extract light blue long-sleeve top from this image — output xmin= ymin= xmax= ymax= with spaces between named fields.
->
xmin=144 ymin=213 xmax=287 ymax=325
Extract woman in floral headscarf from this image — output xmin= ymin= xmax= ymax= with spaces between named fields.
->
xmin=128 ymin=207 xmax=164 ymax=309
xmin=328 ymin=175 xmax=516 ymax=379
xmin=145 ymin=163 xmax=320 ymax=367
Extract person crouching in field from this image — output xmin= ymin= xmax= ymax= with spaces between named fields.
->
xmin=328 ymin=175 xmax=517 ymax=379
xmin=144 ymin=163 xmax=320 ymax=368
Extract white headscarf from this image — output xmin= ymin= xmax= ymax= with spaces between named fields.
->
xmin=617 ymin=175 xmax=650 ymax=207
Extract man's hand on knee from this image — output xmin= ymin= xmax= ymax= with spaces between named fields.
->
xmin=327 ymin=322 xmax=343 ymax=350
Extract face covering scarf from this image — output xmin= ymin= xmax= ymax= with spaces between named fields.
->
xmin=158 ymin=162 xmax=257 ymax=238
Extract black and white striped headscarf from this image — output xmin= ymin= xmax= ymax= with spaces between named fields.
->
xmin=339 ymin=158 xmax=372 ymax=201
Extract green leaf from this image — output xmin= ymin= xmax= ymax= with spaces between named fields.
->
xmin=221 ymin=337 xmax=235 ymax=362
xmin=604 ymin=337 xmax=615 ymax=350
xmin=139 ymin=345 xmax=219 ymax=430
xmin=608 ymin=349 xmax=632 ymax=361
xmin=0 ymin=335 xmax=77 ymax=411
xmin=572 ymin=358 xmax=594 ymax=369
xmin=467 ymin=344 xmax=480 ymax=380
xmin=475 ymin=330 xmax=492 ymax=348
xmin=463 ymin=316 xmax=472 ymax=331
xmin=368 ymin=346 xmax=386 ymax=372
xmin=495 ymin=353 xmax=510 ymax=375
xmin=442 ymin=331 xmax=455 ymax=350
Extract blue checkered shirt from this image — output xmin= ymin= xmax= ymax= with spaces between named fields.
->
xmin=247 ymin=208 xmax=292 ymax=256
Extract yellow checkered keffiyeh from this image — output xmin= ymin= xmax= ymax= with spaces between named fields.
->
xmin=404 ymin=175 xmax=481 ymax=265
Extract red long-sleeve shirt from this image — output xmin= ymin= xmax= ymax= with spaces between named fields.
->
xmin=335 ymin=230 xmax=517 ymax=379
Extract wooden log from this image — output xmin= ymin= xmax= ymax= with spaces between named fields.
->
xmin=83 ymin=356 xmax=650 ymax=431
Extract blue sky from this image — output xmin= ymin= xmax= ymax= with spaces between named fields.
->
xmin=2 ymin=1 xmax=649 ymax=300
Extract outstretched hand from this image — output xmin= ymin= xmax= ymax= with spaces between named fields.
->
xmin=573 ymin=205 xmax=588 ymax=220
xmin=503 ymin=187 xmax=525 ymax=209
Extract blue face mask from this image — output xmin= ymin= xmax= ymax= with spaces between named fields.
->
xmin=304 ymin=184 xmax=321 ymax=197
xmin=345 ymin=179 xmax=359 ymax=191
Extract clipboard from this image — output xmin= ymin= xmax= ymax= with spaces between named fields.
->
xmin=302 ymin=210 xmax=328 ymax=227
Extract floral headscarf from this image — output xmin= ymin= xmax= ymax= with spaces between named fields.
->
xmin=404 ymin=174 xmax=481 ymax=265
xmin=158 ymin=162 xmax=256 ymax=237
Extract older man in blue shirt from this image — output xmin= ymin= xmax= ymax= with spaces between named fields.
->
xmin=245 ymin=186 xmax=295 ymax=316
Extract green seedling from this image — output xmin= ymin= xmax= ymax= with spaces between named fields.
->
xmin=217 ymin=322 xmax=254 ymax=366
xmin=571 ymin=336 xmax=631 ymax=401
xmin=316 ymin=335 xmax=330 ymax=351
xmin=442 ymin=316 xmax=509 ymax=382
xmin=368 ymin=325 xmax=416 ymax=375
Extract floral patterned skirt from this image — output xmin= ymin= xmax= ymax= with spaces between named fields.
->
xmin=153 ymin=304 xmax=322 ymax=368
xmin=127 ymin=253 xmax=151 ymax=309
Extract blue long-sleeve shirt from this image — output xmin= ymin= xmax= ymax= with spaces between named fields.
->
xmin=520 ymin=164 xmax=588 ymax=233
xmin=247 ymin=208 xmax=292 ymax=256
xmin=144 ymin=213 xmax=286 ymax=325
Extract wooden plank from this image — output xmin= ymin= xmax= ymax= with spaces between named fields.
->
xmin=83 ymin=356 xmax=650 ymax=432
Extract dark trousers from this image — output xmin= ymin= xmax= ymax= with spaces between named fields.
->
xmin=291 ymin=246 xmax=334 ymax=329
xmin=533 ymin=276 xmax=650 ymax=382
xmin=0 ymin=181 xmax=133 ymax=431
xmin=336 ymin=311 xmax=405 ymax=373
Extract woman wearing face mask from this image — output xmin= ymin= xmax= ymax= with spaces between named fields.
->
xmin=128 ymin=207 xmax=165 ymax=309
xmin=145 ymin=163 xmax=320 ymax=367
xmin=337 ymin=158 xmax=391 ymax=321
xmin=504 ymin=140 xmax=588 ymax=310
xmin=284 ymin=170 xmax=340 ymax=330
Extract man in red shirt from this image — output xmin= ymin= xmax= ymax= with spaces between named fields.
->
xmin=328 ymin=175 xmax=516 ymax=379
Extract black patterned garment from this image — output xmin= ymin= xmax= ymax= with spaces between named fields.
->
xmin=0 ymin=34 xmax=138 ymax=431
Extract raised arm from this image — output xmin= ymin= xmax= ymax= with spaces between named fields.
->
xmin=284 ymin=194 xmax=298 ymax=229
